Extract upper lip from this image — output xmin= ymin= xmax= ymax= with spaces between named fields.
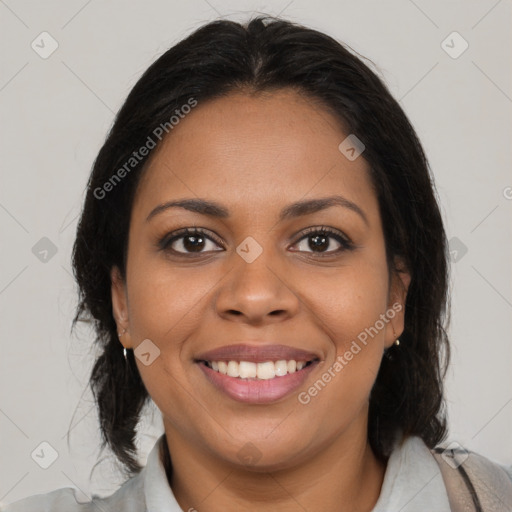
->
xmin=195 ymin=344 xmax=320 ymax=363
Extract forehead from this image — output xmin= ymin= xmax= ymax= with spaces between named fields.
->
xmin=132 ymin=88 xmax=377 ymax=223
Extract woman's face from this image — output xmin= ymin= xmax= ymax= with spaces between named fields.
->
xmin=112 ymin=88 xmax=409 ymax=470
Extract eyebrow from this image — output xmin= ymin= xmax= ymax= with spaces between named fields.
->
xmin=146 ymin=195 xmax=368 ymax=226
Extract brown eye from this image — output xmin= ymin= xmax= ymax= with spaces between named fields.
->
xmin=159 ymin=228 xmax=224 ymax=255
xmin=291 ymin=227 xmax=353 ymax=256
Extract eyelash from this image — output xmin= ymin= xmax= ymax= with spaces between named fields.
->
xmin=157 ymin=226 xmax=354 ymax=259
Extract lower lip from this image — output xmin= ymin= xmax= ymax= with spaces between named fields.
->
xmin=197 ymin=362 xmax=318 ymax=404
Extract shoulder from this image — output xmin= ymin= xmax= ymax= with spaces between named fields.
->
xmin=0 ymin=435 xmax=175 ymax=512
xmin=1 ymin=471 xmax=145 ymax=512
xmin=370 ymin=435 xmax=452 ymax=511
xmin=373 ymin=435 xmax=512 ymax=511
xmin=431 ymin=442 xmax=512 ymax=511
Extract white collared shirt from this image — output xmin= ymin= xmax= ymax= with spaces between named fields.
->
xmin=0 ymin=434 xmax=461 ymax=511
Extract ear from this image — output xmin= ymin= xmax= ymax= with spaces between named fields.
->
xmin=384 ymin=256 xmax=411 ymax=349
xmin=111 ymin=266 xmax=133 ymax=349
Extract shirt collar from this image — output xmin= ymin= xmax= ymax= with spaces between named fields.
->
xmin=370 ymin=435 xmax=451 ymax=511
xmin=141 ymin=433 xmax=450 ymax=512
xmin=143 ymin=434 xmax=183 ymax=512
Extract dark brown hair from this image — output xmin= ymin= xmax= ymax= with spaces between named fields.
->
xmin=72 ymin=15 xmax=450 ymax=476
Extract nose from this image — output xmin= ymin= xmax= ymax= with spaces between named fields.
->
xmin=214 ymin=244 xmax=300 ymax=325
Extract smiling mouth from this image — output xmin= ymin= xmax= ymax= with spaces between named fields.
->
xmin=199 ymin=359 xmax=318 ymax=380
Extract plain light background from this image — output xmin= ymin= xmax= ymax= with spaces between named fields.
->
xmin=1 ymin=0 xmax=511 ymax=505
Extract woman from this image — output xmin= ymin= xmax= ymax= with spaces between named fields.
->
xmin=4 ymin=15 xmax=511 ymax=512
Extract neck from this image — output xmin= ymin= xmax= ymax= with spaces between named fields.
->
xmin=162 ymin=417 xmax=387 ymax=512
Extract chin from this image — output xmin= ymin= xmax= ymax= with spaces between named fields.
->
xmin=217 ymin=434 xmax=311 ymax=473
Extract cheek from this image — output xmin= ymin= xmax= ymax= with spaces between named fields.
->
xmin=293 ymin=249 xmax=389 ymax=400
xmin=126 ymin=260 xmax=204 ymax=429
xmin=296 ymin=273 xmax=389 ymax=430
xmin=126 ymin=251 xmax=217 ymax=343
xmin=124 ymin=250 xmax=227 ymax=416
xmin=300 ymin=253 xmax=390 ymax=350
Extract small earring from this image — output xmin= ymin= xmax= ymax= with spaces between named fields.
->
xmin=123 ymin=347 xmax=127 ymax=361
xmin=394 ymin=338 xmax=400 ymax=346
xmin=118 ymin=328 xmax=127 ymax=338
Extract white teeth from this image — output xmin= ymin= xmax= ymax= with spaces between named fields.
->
xmin=239 ymin=361 xmax=257 ymax=378
xmin=274 ymin=360 xmax=288 ymax=377
xmin=227 ymin=360 xmax=239 ymax=377
xmin=206 ymin=359 xmax=311 ymax=379
xmin=257 ymin=361 xmax=275 ymax=380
